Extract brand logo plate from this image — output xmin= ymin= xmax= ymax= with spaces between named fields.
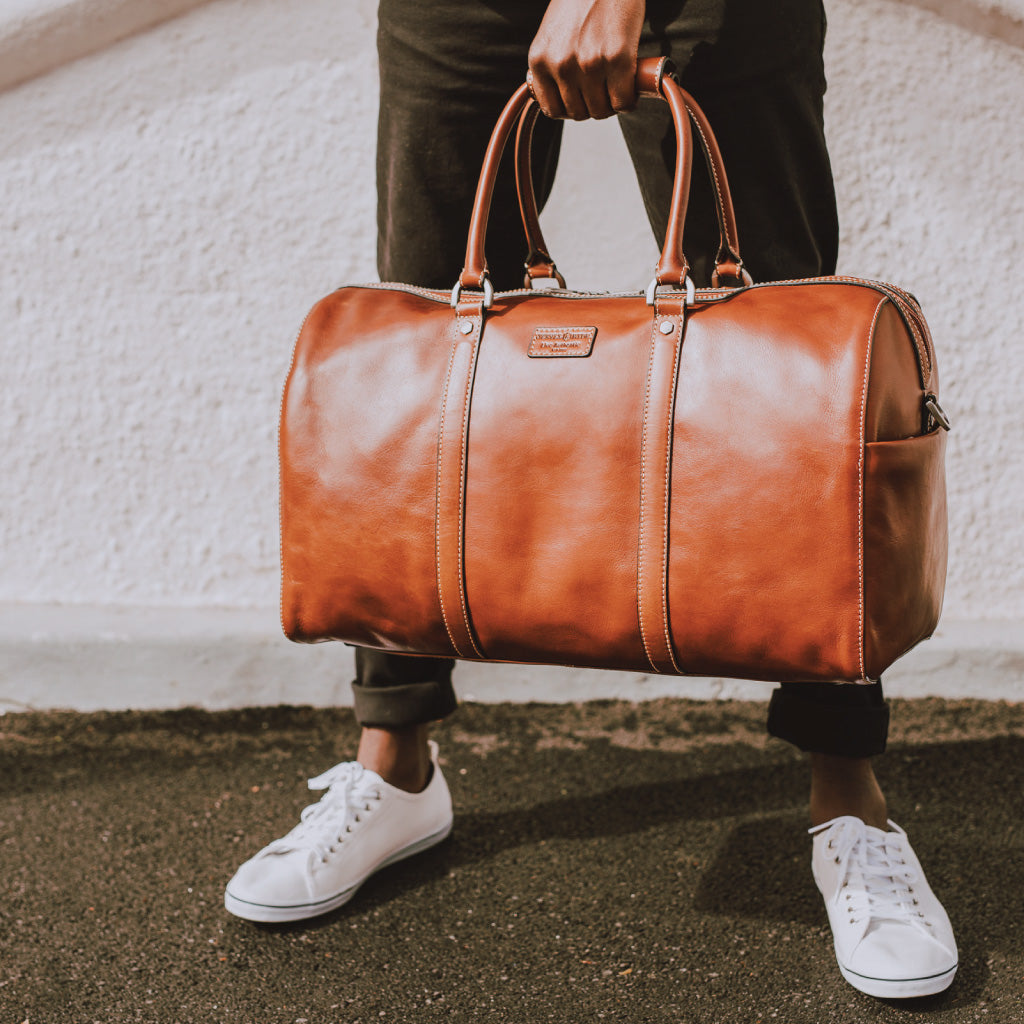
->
xmin=528 ymin=326 xmax=597 ymax=358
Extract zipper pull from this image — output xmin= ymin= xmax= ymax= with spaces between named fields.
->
xmin=924 ymin=395 xmax=951 ymax=432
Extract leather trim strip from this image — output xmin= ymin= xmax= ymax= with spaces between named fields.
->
xmin=435 ymin=301 xmax=486 ymax=659
xmin=637 ymin=295 xmax=686 ymax=674
xmin=858 ymin=299 xmax=888 ymax=681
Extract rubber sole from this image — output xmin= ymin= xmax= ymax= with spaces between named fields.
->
xmin=838 ymin=960 xmax=957 ymax=999
xmin=223 ymin=818 xmax=453 ymax=923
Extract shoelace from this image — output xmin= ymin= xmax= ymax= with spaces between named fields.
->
xmin=809 ymin=818 xmax=931 ymax=931
xmin=261 ymin=761 xmax=382 ymax=865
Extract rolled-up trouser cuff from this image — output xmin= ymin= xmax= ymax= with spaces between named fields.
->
xmin=766 ymin=680 xmax=889 ymax=757
xmin=352 ymin=679 xmax=458 ymax=728
xmin=351 ymin=648 xmax=457 ymax=728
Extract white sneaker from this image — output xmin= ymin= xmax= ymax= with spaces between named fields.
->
xmin=810 ymin=816 xmax=957 ymax=998
xmin=225 ymin=740 xmax=453 ymax=923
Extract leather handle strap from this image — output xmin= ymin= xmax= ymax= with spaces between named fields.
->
xmin=517 ymin=58 xmax=747 ymax=289
xmin=515 ymin=102 xmax=564 ymax=286
xmin=459 ymin=81 xmax=534 ymax=289
xmin=461 ymin=57 xmax=748 ymax=292
xmin=648 ymin=57 xmax=696 ymax=288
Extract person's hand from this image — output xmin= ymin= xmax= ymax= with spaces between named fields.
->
xmin=527 ymin=0 xmax=646 ymax=120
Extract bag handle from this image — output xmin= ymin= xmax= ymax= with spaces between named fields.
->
xmin=516 ymin=58 xmax=749 ymax=291
xmin=455 ymin=57 xmax=750 ymax=304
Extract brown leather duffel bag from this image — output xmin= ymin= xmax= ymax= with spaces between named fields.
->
xmin=279 ymin=57 xmax=949 ymax=684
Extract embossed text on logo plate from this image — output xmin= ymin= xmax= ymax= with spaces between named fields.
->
xmin=528 ymin=326 xmax=597 ymax=358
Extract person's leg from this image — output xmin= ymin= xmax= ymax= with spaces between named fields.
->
xmin=767 ymin=680 xmax=890 ymax=826
xmin=623 ymin=0 xmax=892 ymax=826
xmin=618 ymin=2 xmax=955 ymax=996
xmin=773 ymin=681 xmax=957 ymax=998
xmin=809 ymin=754 xmax=888 ymax=828
xmin=227 ymin=2 xmax=564 ymax=922
xmin=357 ymin=0 xmax=563 ymax=788
xmin=624 ymin=1 xmax=892 ymax=818
xmin=376 ymin=0 xmax=561 ymax=292
xmin=620 ymin=0 xmax=837 ymax=286
xmin=352 ymin=649 xmax=456 ymax=792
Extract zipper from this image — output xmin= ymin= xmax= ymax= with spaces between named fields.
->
xmin=341 ymin=276 xmax=934 ymax=390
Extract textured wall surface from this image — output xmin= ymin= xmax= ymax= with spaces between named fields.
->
xmin=2 ymin=0 xmax=1022 ymax=635
xmin=0 ymin=0 xmax=211 ymax=92
xmin=3 ymin=0 xmax=381 ymax=610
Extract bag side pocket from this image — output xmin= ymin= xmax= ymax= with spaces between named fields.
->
xmin=862 ymin=427 xmax=948 ymax=678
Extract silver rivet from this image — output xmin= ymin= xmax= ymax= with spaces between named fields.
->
xmin=659 ymin=320 xmax=674 ymax=335
xmin=458 ymin=320 xmax=474 ymax=335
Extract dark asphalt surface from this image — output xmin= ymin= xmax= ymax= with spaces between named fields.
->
xmin=1 ymin=698 xmax=1022 ymax=1023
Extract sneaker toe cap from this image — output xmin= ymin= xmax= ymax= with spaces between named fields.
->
xmin=847 ymin=922 xmax=957 ymax=982
xmin=226 ymin=850 xmax=313 ymax=907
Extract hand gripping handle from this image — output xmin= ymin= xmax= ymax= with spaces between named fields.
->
xmin=457 ymin=57 xmax=750 ymax=296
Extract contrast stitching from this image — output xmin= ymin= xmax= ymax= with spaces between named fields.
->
xmin=354 ymin=276 xmax=931 ymax=386
xmin=886 ymin=290 xmax=932 ymax=386
xmin=353 ymin=282 xmax=735 ymax=302
xmin=522 ymin=110 xmax=539 ymax=248
xmin=638 ymin=299 xmax=662 ymax=673
xmin=661 ymin=304 xmax=684 ymax=674
xmin=858 ymin=300 xmax=886 ymax=680
xmin=435 ymin=328 xmax=464 ymax=658
xmin=351 ymin=277 xmax=930 ymax=383
xmin=455 ymin=313 xmax=485 ymax=659
xmin=685 ymin=106 xmax=735 ymax=256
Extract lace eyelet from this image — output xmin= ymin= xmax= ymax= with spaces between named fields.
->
xmin=834 ymin=856 xmax=840 ymax=864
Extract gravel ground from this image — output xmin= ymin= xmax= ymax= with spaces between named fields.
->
xmin=1 ymin=697 xmax=1022 ymax=1023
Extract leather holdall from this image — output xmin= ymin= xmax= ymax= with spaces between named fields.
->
xmin=279 ymin=57 xmax=950 ymax=684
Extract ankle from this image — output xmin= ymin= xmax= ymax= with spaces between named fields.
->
xmin=356 ymin=725 xmax=432 ymax=793
xmin=810 ymin=796 xmax=889 ymax=831
xmin=809 ymin=754 xmax=889 ymax=830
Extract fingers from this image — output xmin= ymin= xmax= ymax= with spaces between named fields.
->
xmin=524 ymin=0 xmax=643 ymax=118
xmin=528 ymin=52 xmax=637 ymax=121
xmin=527 ymin=66 xmax=570 ymax=120
xmin=576 ymin=61 xmax=617 ymax=120
xmin=526 ymin=0 xmax=645 ymax=120
xmin=604 ymin=52 xmax=638 ymax=114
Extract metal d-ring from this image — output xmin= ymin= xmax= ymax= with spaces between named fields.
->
xmin=451 ymin=276 xmax=495 ymax=310
xmin=645 ymin=275 xmax=695 ymax=307
xmin=523 ymin=264 xmax=567 ymax=290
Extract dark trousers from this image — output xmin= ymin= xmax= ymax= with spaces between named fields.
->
xmin=356 ymin=0 xmax=889 ymax=758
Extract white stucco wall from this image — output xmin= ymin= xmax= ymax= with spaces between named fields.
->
xmin=2 ymin=0 xmax=1022 ymax=708
xmin=0 ymin=0 xmax=211 ymax=93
